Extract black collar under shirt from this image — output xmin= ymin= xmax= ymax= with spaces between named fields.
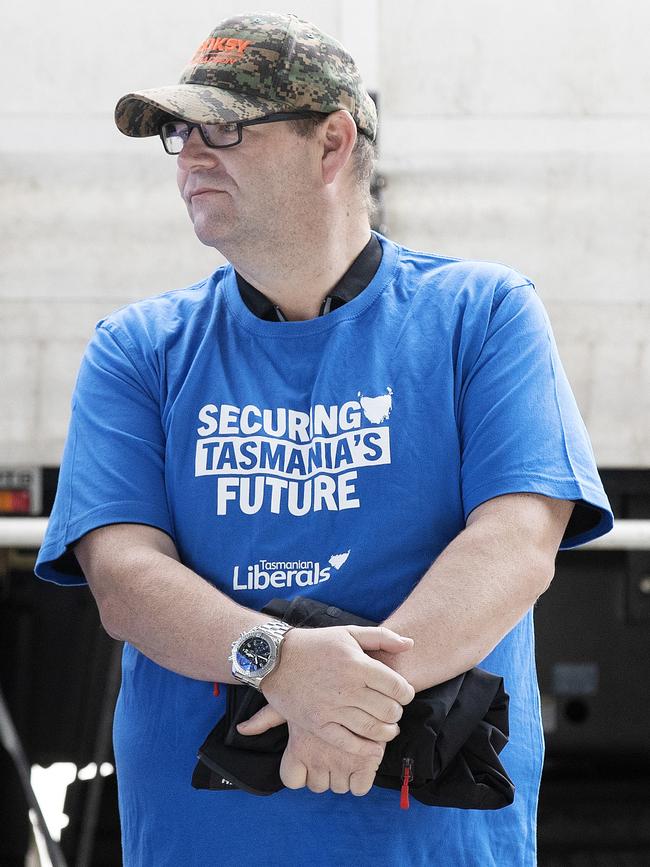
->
xmin=235 ymin=234 xmax=382 ymax=322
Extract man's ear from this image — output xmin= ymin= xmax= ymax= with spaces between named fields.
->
xmin=320 ymin=110 xmax=358 ymax=185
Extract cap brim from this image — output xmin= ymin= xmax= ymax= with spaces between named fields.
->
xmin=114 ymin=84 xmax=294 ymax=138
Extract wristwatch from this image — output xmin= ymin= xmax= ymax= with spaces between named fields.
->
xmin=229 ymin=620 xmax=294 ymax=690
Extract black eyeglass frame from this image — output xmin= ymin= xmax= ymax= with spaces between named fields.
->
xmin=159 ymin=111 xmax=327 ymax=154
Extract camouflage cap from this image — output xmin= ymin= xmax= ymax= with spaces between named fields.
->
xmin=115 ymin=12 xmax=377 ymax=142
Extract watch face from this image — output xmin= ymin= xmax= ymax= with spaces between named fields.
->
xmin=236 ymin=636 xmax=273 ymax=673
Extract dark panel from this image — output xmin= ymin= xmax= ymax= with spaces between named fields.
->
xmin=536 ymin=469 xmax=650 ymax=862
xmin=535 ymin=551 xmax=649 ymax=757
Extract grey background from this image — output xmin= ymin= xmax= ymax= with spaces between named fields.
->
xmin=2 ymin=0 xmax=648 ymax=467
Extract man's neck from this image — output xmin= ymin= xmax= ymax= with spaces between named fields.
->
xmin=224 ymin=218 xmax=373 ymax=322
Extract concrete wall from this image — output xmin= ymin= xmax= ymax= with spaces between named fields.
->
xmin=2 ymin=0 xmax=648 ymax=466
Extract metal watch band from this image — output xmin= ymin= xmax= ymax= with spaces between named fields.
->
xmin=257 ymin=620 xmax=293 ymax=639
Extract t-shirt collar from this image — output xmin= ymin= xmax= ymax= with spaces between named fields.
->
xmin=235 ymin=233 xmax=383 ymax=322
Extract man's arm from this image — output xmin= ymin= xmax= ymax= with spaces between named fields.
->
xmin=74 ymin=523 xmax=414 ymax=755
xmin=239 ymin=492 xmax=573 ymax=793
xmin=240 ymin=494 xmax=573 ymax=794
xmin=369 ymin=492 xmax=574 ymax=689
xmin=75 ymin=523 xmax=266 ymax=681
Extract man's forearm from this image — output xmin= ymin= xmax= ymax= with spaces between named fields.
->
xmin=75 ymin=522 xmax=416 ymax=760
xmin=370 ymin=494 xmax=574 ymax=691
xmin=75 ymin=524 xmax=268 ymax=683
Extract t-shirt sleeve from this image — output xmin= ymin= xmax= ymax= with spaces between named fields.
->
xmin=458 ymin=280 xmax=613 ymax=548
xmin=35 ymin=320 xmax=173 ymax=586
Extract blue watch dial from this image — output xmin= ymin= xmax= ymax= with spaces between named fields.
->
xmin=236 ymin=636 xmax=272 ymax=673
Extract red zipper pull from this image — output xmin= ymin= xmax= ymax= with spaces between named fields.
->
xmin=400 ymin=757 xmax=414 ymax=809
xmin=213 ymin=682 xmax=220 ymax=697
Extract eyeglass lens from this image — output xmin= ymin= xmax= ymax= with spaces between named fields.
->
xmin=161 ymin=121 xmax=240 ymax=153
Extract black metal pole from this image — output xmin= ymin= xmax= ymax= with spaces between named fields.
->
xmin=74 ymin=639 xmax=123 ymax=867
xmin=0 ymin=684 xmax=68 ymax=867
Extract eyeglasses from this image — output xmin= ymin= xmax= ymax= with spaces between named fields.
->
xmin=159 ymin=112 xmax=323 ymax=154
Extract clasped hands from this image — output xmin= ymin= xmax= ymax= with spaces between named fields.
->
xmin=235 ymin=625 xmax=415 ymax=797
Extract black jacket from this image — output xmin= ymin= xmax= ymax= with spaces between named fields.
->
xmin=192 ymin=597 xmax=514 ymax=810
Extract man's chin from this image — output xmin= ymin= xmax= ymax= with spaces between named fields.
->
xmin=191 ymin=218 xmax=232 ymax=250
xmin=194 ymin=229 xmax=225 ymax=250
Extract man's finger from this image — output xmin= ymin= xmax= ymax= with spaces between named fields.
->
xmin=236 ymin=704 xmax=287 ymax=736
xmin=362 ymin=657 xmax=416 ymax=705
xmin=350 ymin=688 xmax=404 ymax=724
xmin=306 ymin=768 xmax=330 ymax=794
xmin=346 ymin=625 xmax=414 ymax=654
xmin=332 ymin=706 xmax=400 ymax=743
xmin=349 ymin=769 xmax=375 ymax=797
xmin=329 ymin=773 xmax=350 ymax=794
xmin=317 ymin=721 xmax=386 ymax=759
xmin=279 ymin=749 xmax=308 ymax=790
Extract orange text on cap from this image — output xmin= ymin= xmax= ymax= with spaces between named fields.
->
xmin=190 ymin=37 xmax=253 ymax=64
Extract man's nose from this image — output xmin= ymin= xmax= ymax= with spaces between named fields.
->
xmin=177 ymin=128 xmax=220 ymax=169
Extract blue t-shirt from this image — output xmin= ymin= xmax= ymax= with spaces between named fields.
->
xmin=36 ymin=234 xmax=612 ymax=866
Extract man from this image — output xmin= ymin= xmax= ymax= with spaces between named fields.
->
xmin=36 ymin=11 xmax=613 ymax=866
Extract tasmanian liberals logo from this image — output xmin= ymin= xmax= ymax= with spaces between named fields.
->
xmin=232 ymin=550 xmax=351 ymax=591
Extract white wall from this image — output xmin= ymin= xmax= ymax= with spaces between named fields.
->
xmin=1 ymin=0 xmax=648 ymax=465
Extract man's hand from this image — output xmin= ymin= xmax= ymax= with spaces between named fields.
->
xmin=281 ymin=721 xmax=386 ymax=796
xmin=244 ymin=625 xmax=414 ymax=757
xmin=239 ymin=707 xmax=387 ymax=796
